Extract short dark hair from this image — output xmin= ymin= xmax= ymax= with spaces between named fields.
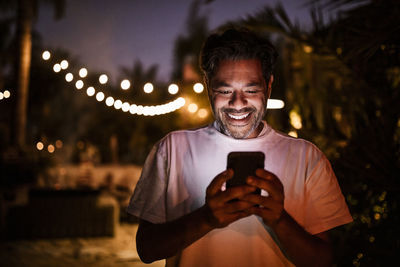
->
xmin=200 ymin=27 xmax=278 ymax=88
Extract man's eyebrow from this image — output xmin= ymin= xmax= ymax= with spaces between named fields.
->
xmin=211 ymin=81 xmax=230 ymax=88
xmin=246 ymin=82 xmax=263 ymax=87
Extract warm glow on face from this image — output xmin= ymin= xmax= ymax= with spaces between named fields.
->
xmin=65 ymin=73 xmax=73 ymax=82
xmin=168 ymin=84 xmax=179 ymax=95
xmin=86 ymin=86 xmax=95 ymax=96
xmin=99 ymin=74 xmax=108 ymax=84
xmin=105 ymin=96 xmax=114 ymax=106
xmin=188 ymin=103 xmax=198 ymax=113
xmin=96 ymin=92 xmax=105 ymax=102
xmin=79 ymin=68 xmax=88 ymax=78
xmin=114 ymin=99 xmax=122 ymax=109
xmin=198 ymin=108 xmax=208 ymax=118
xmin=290 ymin=110 xmax=302 ymax=129
xmin=60 ymin=60 xmax=69 ymax=70
xmin=144 ymin=83 xmax=154 ymax=93
xmin=42 ymin=51 xmax=51 ymax=60
xmin=193 ymin=83 xmax=204 ymax=93
xmin=75 ymin=80 xmax=84 ymax=89
xmin=36 ymin=142 xmax=44 ymax=150
xmin=121 ymin=79 xmax=131 ymax=90
xmin=53 ymin=63 xmax=61 ymax=72
xmin=47 ymin=144 xmax=55 ymax=153
xmin=267 ymin=99 xmax=285 ymax=109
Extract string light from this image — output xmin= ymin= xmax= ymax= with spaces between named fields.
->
xmin=168 ymin=83 xmax=179 ymax=95
xmin=188 ymin=103 xmax=198 ymax=113
xmin=120 ymin=79 xmax=131 ymax=90
xmin=79 ymin=68 xmax=88 ymax=78
xmin=0 ymin=90 xmax=11 ymax=100
xmin=99 ymin=74 xmax=108 ymax=84
xmin=144 ymin=82 xmax=154 ymax=93
xmin=75 ymin=80 xmax=84 ymax=89
xmin=86 ymin=86 xmax=95 ymax=96
xmin=36 ymin=142 xmax=44 ymax=151
xmin=96 ymin=92 xmax=105 ymax=102
xmin=42 ymin=51 xmax=51 ymax=60
xmin=65 ymin=73 xmax=73 ymax=82
xmin=198 ymin=108 xmax=208 ymax=118
xmin=193 ymin=83 xmax=204 ymax=93
xmin=60 ymin=60 xmax=69 ymax=70
xmin=47 ymin=144 xmax=55 ymax=153
xmin=105 ymin=96 xmax=114 ymax=106
xmin=42 ymin=50 xmax=192 ymax=116
xmin=53 ymin=63 xmax=61 ymax=72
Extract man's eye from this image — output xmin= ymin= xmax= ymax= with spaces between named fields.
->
xmin=216 ymin=90 xmax=231 ymax=95
xmin=246 ymin=90 xmax=259 ymax=94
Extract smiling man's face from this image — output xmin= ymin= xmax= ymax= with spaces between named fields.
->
xmin=209 ymin=59 xmax=272 ymax=139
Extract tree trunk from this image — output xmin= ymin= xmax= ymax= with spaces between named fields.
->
xmin=14 ymin=0 xmax=33 ymax=149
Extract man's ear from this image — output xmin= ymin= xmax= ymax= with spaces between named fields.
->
xmin=266 ymin=75 xmax=274 ymax=99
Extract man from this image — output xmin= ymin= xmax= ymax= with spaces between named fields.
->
xmin=127 ymin=28 xmax=353 ymax=267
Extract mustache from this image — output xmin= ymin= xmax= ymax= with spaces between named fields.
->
xmin=222 ymin=107 xmax=255 ymax=113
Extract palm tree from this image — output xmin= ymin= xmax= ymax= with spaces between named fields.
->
xmin=0 ymin=0 xmax=66 ymax=149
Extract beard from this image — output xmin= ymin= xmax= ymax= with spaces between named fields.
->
xmin=214 ymin=106 xmax=266 ymax=139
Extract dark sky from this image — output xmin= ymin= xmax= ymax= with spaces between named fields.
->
xmin=35 ymin=0 xmax=312 ymax=83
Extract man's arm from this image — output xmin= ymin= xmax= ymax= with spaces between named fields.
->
xmin=136 ymin=169 xmax=257 ymax=263
xmin=243 ymin=169 xmax=333 ymax=267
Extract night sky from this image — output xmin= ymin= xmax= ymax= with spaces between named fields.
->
xmin=35 ymin=0 xmax=312 ymax=83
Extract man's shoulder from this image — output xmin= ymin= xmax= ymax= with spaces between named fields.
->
xmin=156 ymin=124 xmax=212 ymax=146
xmin=269 ymin=128 xmax=324 ymax=156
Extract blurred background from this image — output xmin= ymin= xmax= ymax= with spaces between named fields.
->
xmin=0 ymin=0 xmax=399 ymax=266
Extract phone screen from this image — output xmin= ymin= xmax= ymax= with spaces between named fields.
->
xmin=226 ymin=151 xmax=265 ymax=194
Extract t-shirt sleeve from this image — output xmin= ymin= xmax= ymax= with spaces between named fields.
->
xmin=126 ymin=141 xmax=168 ymax=223
xmin=303 ymin=148 xmax=353 ymax=235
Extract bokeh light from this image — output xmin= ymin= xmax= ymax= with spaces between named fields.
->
xmin=53 ymin=63 xmax=61 ymax=72
xmin=36 ymin=142 xmax=44 ymax=151
xmin=86 ymin=86 xmax=95 ymax=96
xmin=188 ymin=103 xmax=198 ymax=113
xmin=79 ymin=68 xmax=88 ymax=78
xmin=96 ymin=92 xmax=105 ymax=102
xmin=105 ymin=96 xmax=114 ymax=106
xmin=99 ymin=74 xmax=108 ymax=84
xmin=47 ymin=144 xmax=55 ymax=153
xmin=65 ymin=73 xmax=73 ymax=82
xmin=168 ymin=83 xmax=179 ymax=95
xmin=144 ymin=82 xmax=154 ymax=93
xmin=3 ymin=90 xmax=10 ymax=98
xmin=114 ymin=99 xmax=122 ymax=109
xmin=193 ymin=83 xmax=204 ymax=93
xmin=42 ymin=51 xmax=51 ymax=60
xmin=120 ymin=79 xmax=131 ymax=90
xmin=198 ymin=108 xmax=208 ymax=118
xmin=60 ymin=60 xmax=69 ymax=70
xmin=75 ymin=80 xmax=84 ymax=89
xmin=267 ymin=99 xmax=285 ymax=109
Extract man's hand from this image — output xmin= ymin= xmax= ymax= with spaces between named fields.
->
xmin=204 ymin=169 xmax=257 ymax=228
xmin=242 ymin=168 xmax=285 ymax=228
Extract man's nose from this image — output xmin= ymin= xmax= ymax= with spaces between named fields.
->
xmin=229 ymin=91 xmax=247 ymax=108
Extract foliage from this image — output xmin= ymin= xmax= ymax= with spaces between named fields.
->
xmin=240 ymin=0 xmax=400 ymax=265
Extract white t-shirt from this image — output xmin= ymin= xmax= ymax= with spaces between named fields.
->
xmin=127 ymin=122 xmax=353 ymax=267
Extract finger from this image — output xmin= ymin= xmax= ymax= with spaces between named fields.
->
xmin=223 ymin=200 xmax=257 ymax=213
xmin=255 ymin=169 xmax=284 ymax=190
xmin=241 ymin=194 xmax=278 ymax=208
xmin=207 ymin=169 xmax=233 ymax=196
xmin=218 ymin=185 xmax=258 ymax=203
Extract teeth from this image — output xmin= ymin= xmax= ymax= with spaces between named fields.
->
xmin=228 ymin=113 xmax=249 ymax=120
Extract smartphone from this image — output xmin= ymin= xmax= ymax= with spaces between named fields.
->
xmin=226 ymin=151 xmax=265 ymax=194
